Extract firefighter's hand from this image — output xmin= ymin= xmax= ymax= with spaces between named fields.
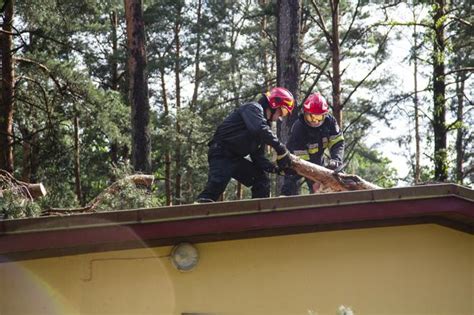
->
xmin=276 ymin=150 xmax=292 ymax=169
xmin=326 ymin=159 xmax=342 ymax=170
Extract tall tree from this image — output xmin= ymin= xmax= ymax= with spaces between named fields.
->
xmin=276 ymin=0 xmax=302 ymax=194
xmin=277 ymin=0 xmax=302 ymax=140
xmin=448 ymin=0 xmax=472 ymax=184
xmin=173 ymin=1 xmax=183 ymax=204
xmin=0 ymin=0 xmax=14 ymax=172
xmin=124 ymin=0 xmax=151 ymax=173
xmin=431 ymin=0 xmax=448 ymax=181
xmin=410 ymin=5 xmax=423 ymax=184
xmin=329 ymin=0 xmax=342 ymax=127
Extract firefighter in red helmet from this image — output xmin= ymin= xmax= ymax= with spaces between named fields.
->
xmin=196 ymin=87 xmax=295 ymax=202
xmin=281 ymin=92 xmax=345 ymax=195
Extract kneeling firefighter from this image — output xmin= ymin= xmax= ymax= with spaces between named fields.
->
xmin=280 ymin=92 xmax=344 ymax=195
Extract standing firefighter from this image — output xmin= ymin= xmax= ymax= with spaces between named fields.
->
xmin=281 ymin=92 xmax=344 ymax=195
xmin=196 ymin=87 xmax=295 ymax=202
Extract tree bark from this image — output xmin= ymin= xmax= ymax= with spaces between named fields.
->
xmin=432 ymin=0 xmax=448 ymax=181
xmin=277 ymin=0 xmax=302 ymax=194
xmin=277 ymin=0 xmax=301 ymax=142
xmin=190 ymin=0 xmax=202 ymax=111
xmin=124 ymin=0 xmax=151 ymax=174
xmin=109 ymin=9 xmax=121 ymax=175
xmin=110 ymin=10 xmax=120 ymax=91
xmin=455 ymin=72 xmax=466 ymax=183
xmin=19 ymin=127 xmax=31 ymax=182
xmin=73 ymin=108 xmax=83 ymax=205
xmin=159 ymin=65 xmax=172 ymax=205
xmin=0 ymin=0 xmax=15 ymax=172
xmin=260 ymin=0 xmax=270 ymax=90
xmin=174 ymin=3 xmax=182 ymax=205
xmin=412 ymin=12 xmax=421 ymax=184
xmin=290 ymin=154 xmax=380 ymax=191
xmin=330 ymin=0 xmax=342 ymax=127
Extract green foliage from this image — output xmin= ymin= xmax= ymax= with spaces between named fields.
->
xmin=0 ymin=191 xmax=42 ymax=219
xmin=92 ymin=162 xmax=163 ymax=211
xmin=4 ymin=0 xmax=470 ymax=217
xmin=93 ymin=180 xmax=162 ymax=212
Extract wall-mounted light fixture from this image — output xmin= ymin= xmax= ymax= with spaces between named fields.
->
xmin=170 ymin=243 xmax=199 ymax=271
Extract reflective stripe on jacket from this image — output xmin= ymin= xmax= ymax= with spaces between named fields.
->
xmin=286 ymin=114 xmax=344 ymax=166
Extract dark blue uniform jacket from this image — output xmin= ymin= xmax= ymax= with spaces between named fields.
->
xmin=210 ymin=102 xmax=286 ymax=171
xmin=287 ymin=114 xmax=344 ymax=165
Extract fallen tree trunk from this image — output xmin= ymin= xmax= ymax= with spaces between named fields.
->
xmin=0 ymin=169 xmax=47 ymax=199
xmin=290 ymin=154 xmax=380 ymax=191
xmin=23 ymin=183 xmax=47 ymax=199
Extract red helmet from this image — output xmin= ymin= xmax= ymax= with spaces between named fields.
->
xmin=303 ymin=93 xmax=329 ymax=115
xmin=265 ymin=87 xmax=295 ymax=114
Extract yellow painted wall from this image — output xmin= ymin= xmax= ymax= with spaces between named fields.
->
xmin=0 ymin=224 xmax=472 ymax=315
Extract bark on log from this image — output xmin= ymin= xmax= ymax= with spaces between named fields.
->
xmin=290 ymin=154 xmax=380 ymax=191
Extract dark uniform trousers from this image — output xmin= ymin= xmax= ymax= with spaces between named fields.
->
xmin=197 ymin=143 xmax=270 ymax=201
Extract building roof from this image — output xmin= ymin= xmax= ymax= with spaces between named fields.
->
xmin=1 ymin=183 xmax=473 ymax=262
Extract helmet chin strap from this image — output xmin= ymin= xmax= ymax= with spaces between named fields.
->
xmin=265 ymin=107 xmax=278 ymax=122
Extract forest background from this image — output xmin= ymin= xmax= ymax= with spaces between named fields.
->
xmin=0 ymin=0 xmax=472 ymax=217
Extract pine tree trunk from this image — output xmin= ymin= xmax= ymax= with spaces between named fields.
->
xmin=260 ymin=0 xmax=270 ymax=90
xmin=20 ymin=123 xmax=40 ymax=183
xmin=20 ymin=127 xmax=31 ymax=182
xmin=124 ymin=0 xmax=151 ymax=174
xmin=110 ymin=10 xmax=119 ymax=91
xmin=174 ymin=4 xmax=182 ymax=205
xmin=432 ymin=0 xmax=448 ymax=181
xmin=413 ymin=15 xmax=421 ymax=184
xmin=0 ymin=0 xmax=15 ymax=172
xmin=277 ymin=0 xmax=301 ymax=194
xmin=330 ymin=0 xmax=343 ymax=128
xmin=109 ymin=9 xmax=121 ymax=174
xmin=160 ymin=67 xmax=172 ymax=206
xmin=277 ymin=0 xmax=301 ymax=142
xmin=455 ymin=72 xmax=466 ymax=184
xmin=73 ymin=110 xmax=83 ymax=205
xmin=190 ymin=0 xmax=202 ymax=111
xmin=186 ymin=0 xmax=203 ymax=203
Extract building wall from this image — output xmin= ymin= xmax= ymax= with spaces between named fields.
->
xmin=0 ymin=224 xmax=472 ymax=315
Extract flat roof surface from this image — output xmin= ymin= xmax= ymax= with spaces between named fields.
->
xmin=1 ymin=183 xmax=473 ymax=262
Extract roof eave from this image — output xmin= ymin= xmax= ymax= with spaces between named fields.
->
xmin=1 ymin=184 xmax=472 ymax=262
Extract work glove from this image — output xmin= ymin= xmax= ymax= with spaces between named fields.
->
xmin=326 ymin=159 xmax=342 ymax=171
xmin=276 ymin=150 xmax=292 ymax=170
